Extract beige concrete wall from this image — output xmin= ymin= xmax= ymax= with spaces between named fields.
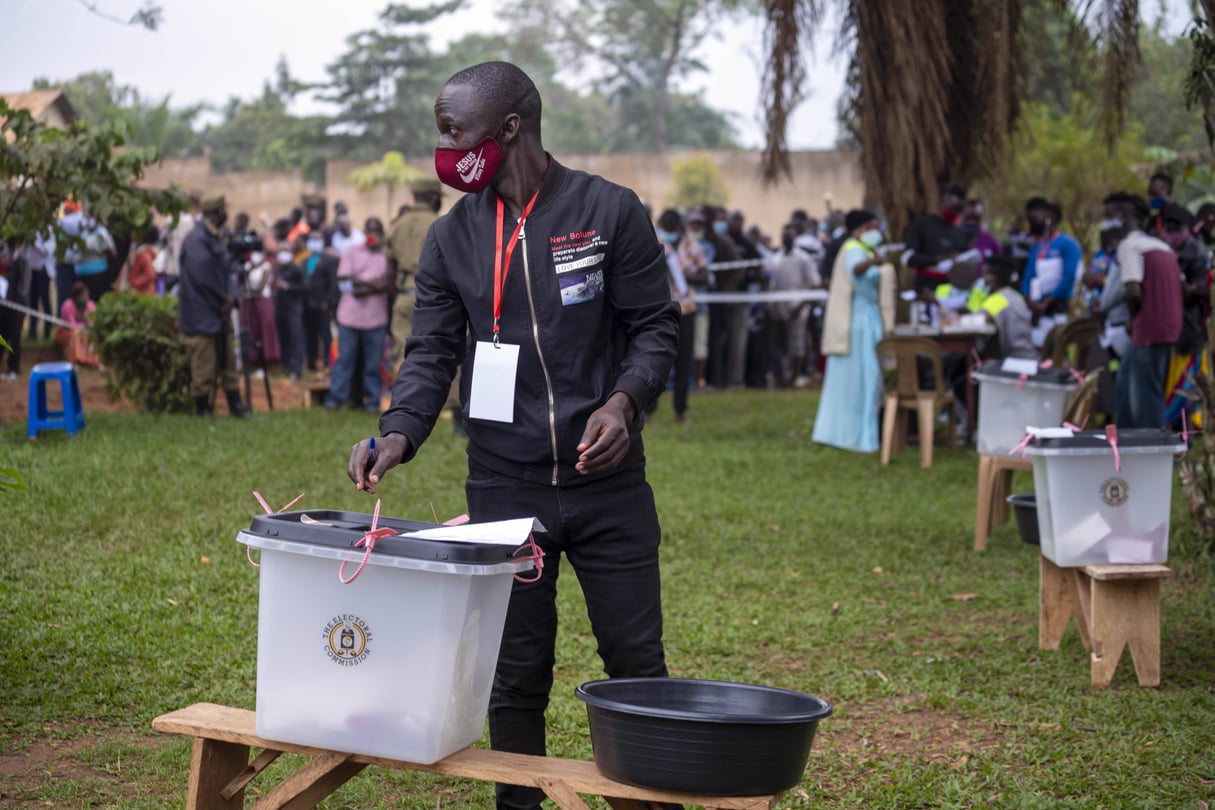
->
xmin=142 ymin=149 xmax=864 ymax=235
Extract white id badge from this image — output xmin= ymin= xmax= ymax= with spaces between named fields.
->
xmin=469 ymin=340 xmax=519 ymax=423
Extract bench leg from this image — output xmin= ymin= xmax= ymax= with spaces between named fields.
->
xmin=1039 ymin=557 xmax=1092 ymax=651
xmin=188 ymin=738 xmax=250 ymax=810
xmin=249 ymin=751 xmax=367 ymax=810
xmin=1090 ymin=578 xmax=1163 ymax=688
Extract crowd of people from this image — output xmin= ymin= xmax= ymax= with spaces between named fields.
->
xmin=0 ymin=168 xmax=1208 ymax=441
xmin=644 ymin=173 xmax=1210 ymax=447
xmin=0 ymin=179 xmax=447 ymax=417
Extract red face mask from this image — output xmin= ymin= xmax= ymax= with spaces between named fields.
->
xmin=434 ymin=136 xmax=503 ymax=193
xmin=365 ymin=234 xmax=381 ymax=249
xmin=941 ymin=207 xmax=962 ymax=226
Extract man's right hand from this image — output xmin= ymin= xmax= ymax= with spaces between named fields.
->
xmin=348 ymin=433 xmax=410 ymax=495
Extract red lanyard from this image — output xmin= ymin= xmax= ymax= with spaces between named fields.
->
xmin=493 ymin=190 xmax=541 ymax=346
xmin=1035 ymin=231 xmax=1059 ymax=261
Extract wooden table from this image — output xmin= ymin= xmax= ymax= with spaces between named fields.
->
xmin=890 ymin=324 xmax=996 ymax=442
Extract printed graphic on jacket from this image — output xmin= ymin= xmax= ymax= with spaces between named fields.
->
xmin=551 ymin=227 xmax=607 ymax=306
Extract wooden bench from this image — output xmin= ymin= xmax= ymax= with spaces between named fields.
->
xmin=302 ymin=381 xmax=329 ymax=409
xmin=152 ymin=703 xmax=786 ymax=810
xmin=1038 ymin=557 xmax=1173 ymax=687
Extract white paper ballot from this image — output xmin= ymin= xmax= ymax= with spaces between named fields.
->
xmin=469 ymin=340 xmax=519 ymax=423
xmin=399 ymin=517 xmax=547 ymax=547
xmin=1027 ymin=426 xmax=1074 ymax=439
xmin=1034 ymin=257 xmax=1063 ymax=297
xmin=1001 ymin=357 xmax=1039 ymax=376
xmin=899 ymin=289 xmax=918 ymax=302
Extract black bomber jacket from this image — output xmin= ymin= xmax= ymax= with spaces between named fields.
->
xmin=379 ymin=158 xmax=680 ymax=486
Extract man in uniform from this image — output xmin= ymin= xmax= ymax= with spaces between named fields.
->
xmin=178 ymin=193 xmax=245 ymax=417
xmin=386 ymin=177 xmax=443 ymax=376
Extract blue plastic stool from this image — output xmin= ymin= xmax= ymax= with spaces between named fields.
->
xmin=27 ymin=362 xmax=86 ymax=438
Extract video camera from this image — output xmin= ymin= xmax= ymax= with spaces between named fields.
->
xmin=228 ymin=230 xmax=263 ymax=262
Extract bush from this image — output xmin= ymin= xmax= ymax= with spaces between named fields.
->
xmin=89 ymin=292 xmax=192 ymax=413
xmin=668 ymin=153 xmax=729 ymax=211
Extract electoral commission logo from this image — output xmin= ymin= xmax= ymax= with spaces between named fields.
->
xmin=322 ymin=614 xmax=372 ymax=667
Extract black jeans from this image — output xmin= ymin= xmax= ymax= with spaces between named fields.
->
xmin=304 ymin=304 xmax=332 ymax=371
xmin=27 ymin=268 xmax=52 ymax=339
xmin=465 ymin=461 xmax=668 ymax=810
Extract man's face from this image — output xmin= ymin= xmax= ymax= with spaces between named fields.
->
xmin=1026 ymin=207 xmax=1050 ymax=234
xmin=365 ymin=221 xmax=384 ymax=249
xmin=962 ymin=204 xmax=984 ymax=229
xmin=942 ymin=193 xmax=964 ymax=214
xmin=306 ymin=208 xmax=323 ymax=228
xmin=1148 ymin=178 xmax=1171 ymax=203
xmin=434 ymin=83 xmax=496 ymax=152
xmin=728 ymin=213 xmax=744 ymax=236
xmin=234 ymin=214 xmax=249 ymax=232
xmin=686 ymin=219 xmax=705 ymax=240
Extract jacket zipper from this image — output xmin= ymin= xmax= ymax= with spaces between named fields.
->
xmin=519 ymin=224 xmax=561 ymax=485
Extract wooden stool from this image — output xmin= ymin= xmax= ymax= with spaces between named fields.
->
xmin=1038 ymin=556 xmax=1172 ymax=687
xmin=153 ymin=703 xmax=786 ymax=810
xmin=973 ymin=454 xmax=1032 ymax=551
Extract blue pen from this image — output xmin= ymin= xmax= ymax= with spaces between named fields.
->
xmin=369 ymin=436 xmax=376 ymax=462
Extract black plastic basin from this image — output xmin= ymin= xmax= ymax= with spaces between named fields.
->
xmin=575 ymin=677 xmax=831 ymax=796
xmin=1007 ymin=493 xmax=1040 ymax=546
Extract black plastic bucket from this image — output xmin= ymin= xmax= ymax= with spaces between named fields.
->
xmin=1007 ymin=493 xmax=1040 ymax=546
xmin=575 ymin=677 xmax=831 ymax=796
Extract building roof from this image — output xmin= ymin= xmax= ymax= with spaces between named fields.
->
xmin=0 ymin=89 xmax=79 ymax=126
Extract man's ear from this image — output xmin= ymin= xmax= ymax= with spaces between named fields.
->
xmin=499 ymin=112 xmax=522 ymax=144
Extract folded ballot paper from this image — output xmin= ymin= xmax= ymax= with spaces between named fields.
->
xmin=397 ymin=517 xmax=546 ymax=546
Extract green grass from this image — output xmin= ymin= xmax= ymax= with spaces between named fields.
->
xmin=2 ymin=390 xmax=1214 ymax=808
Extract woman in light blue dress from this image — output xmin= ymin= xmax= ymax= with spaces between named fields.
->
xmin=812 ymin=209 xmax=887 ymax=452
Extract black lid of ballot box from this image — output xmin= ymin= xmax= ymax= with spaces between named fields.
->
xmin=1030 ymin=428 xmax=1183 ymax=450
xmin=975 ymin=359 xmax=1077 ymax=387
xmin=247 ymin=509 xmax=527 ymax=564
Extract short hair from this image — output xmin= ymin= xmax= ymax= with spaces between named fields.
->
xmin=1025 ymin=196 xmax=1063 ymax=222
xmin=656 ymin=208 xmax=682 ymax=231
xmin=1196 ymin=202 xmax=1215 ymax=220
xmin=790 ymin=209 xmax=809 ymax=223
xmin=1161 ymin=202 xmax=1194 ymax=228
xmin=444 ymin=61 xmax=542 ymax=133
xmin=942 ymin=184 xmax=967 ymax=200
xmin=1149 ymin=172 xmax=1174 ymax=193
xmin=142 ymin=224 xmax=160 ymax=245
xmin=1105 ymin=191 xmax=1150 ymax=222
xmin=364 ymin=216 xmax=384 ymax=233
xmin=985 ymin=254 xmax=1018 ymax=288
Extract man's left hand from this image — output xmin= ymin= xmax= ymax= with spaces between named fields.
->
xmin=575 ymin=392 xmax=635 ymax=475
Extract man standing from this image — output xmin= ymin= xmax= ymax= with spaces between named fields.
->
xmin=347 ymin=61 xmax=678 ymax=810
xmin=1160 ymin=203 xmax=1211 ymax=427
xmin=901 ymin=184 xmax=972 ymax=293
xmin=1108 ymin=193 xmax=1183 ymax=428
xmin=330 ymin=213 xmax=365 ymax=256
xmin=178 ymin=194 xmax=245 ymax=417
xmin=768 ymin=223 xmax=821 ymax=387
xmin=325 ymin=217 xmax=391 ymax=412
xmin=386 ymin=177 xmax=443 ymax=376
xmin=1019 ymin=197 xmax=1082 ymax=347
